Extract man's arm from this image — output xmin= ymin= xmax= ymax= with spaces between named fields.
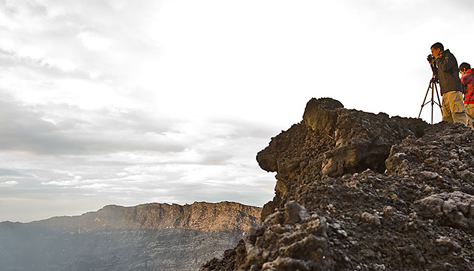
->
xmin=436 ymin=52 xmax=456 ymax=73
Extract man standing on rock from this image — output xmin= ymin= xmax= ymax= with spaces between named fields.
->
xmin=428 ymin=42 xmax=466 ymax=124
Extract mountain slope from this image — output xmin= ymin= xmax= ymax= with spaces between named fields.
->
xmin=0 ymin=201 xmax=261 ymax=271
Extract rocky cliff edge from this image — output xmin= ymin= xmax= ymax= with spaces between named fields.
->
xmin=201 ymin=97 xmax=474 ymax=271
xmin=31 ymin=201 xmax=261 ymax=233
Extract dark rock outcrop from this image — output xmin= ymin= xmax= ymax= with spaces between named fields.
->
xmin=201 ymin=98 xmax=474 ymax=271
xmin=257 ymin=98 xmax=428 ymax=221
xmin=0 ymin=201 xmax=261 ymax=271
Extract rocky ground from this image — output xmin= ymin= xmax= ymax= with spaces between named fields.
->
xmin=200 ymin=98 xmax=474 ymax=271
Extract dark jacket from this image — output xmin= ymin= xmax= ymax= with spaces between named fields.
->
xmin=462 ymin=69 xmax=474 ymax=104
xmin=434 ymin=49 xmax=462 ymax=95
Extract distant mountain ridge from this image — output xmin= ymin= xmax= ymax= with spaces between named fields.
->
xmin=0 ymin=201 xmax=262 ymax=271
xmin=30 ymin=201 xmax=261 ymax=233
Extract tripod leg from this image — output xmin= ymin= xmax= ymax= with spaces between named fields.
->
xmin=431 ymin=81 xmax=434 ymax=124
xmin=419 ymin=77 xmax=441 ymax=124
xmin=418 ymin=80 xmax=433 ymax=119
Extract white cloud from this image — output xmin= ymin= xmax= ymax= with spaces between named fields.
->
xmin=0 ymin=181 xmax=19 ymax=187
xmin=0 ymin=92 xmax=276 ymax=221
xmin=78 ymin=31 xmax=112 ymax=51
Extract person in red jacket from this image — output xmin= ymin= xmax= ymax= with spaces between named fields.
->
xmin=460 ymin=62 xmax=474 ymax=128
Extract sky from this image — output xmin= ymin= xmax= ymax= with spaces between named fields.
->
xmin=1 ymin=0 xmax=473 ymax=222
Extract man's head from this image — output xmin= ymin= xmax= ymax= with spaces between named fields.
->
xmin=460 ymin=62 xmax=471 ymax=76
xmin=431 ymin=42 xmax=444 ymax=59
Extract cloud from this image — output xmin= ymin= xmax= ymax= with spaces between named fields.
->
xmin=0 ymin=88 xmax=277 ymax=222
xmin=0 ymin=168 xmax=24 ymax=176
xmin=0 ymin=0 xmax=163 ymax=97
xmin=77 ymin=31 xmax=112 ymax=51
xmin=0 ymin=89 xmax=276 ymax=159
xmin=0 ymin=95 xmax=185 ymax=155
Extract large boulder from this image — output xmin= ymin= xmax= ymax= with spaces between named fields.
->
xmin=257 ymin=97 xmax=428 ymax=218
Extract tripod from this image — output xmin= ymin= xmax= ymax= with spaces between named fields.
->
xmin=418 ymin=76 xmax=442 ymax=124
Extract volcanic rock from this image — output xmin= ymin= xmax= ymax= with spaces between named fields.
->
xmin=200 ymin=98 xmax=474 ymax=271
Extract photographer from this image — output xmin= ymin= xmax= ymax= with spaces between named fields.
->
xmin=428 ymin=42 xmax=466 ymax=124
xmin=460 ymin=62 xmax=474 ymax=128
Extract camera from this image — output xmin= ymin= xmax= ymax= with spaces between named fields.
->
xmin=427 ymin=54 xmax=435 ymax=62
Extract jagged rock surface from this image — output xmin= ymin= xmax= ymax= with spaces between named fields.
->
xmin=0 ymin=201 xmax=261 ymax=271
xmin=200 ymin=98 xmax=474 ymax=271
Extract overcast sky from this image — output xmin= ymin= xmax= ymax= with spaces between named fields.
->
xmin=1 ymin=0 xmax=473 ymax=222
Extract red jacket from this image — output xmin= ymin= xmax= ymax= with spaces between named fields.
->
xmin=462 ymin=69 xmax=474 ymax=104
